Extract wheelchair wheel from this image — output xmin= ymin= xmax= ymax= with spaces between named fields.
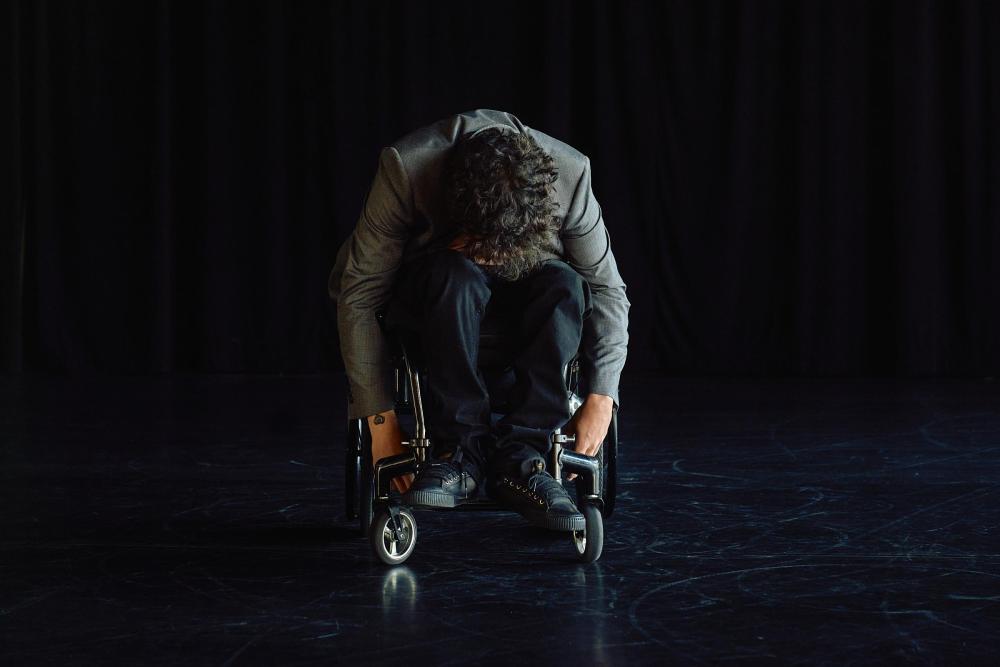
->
xmin=345 ymin=418 xmax=360 ymax=520
xmin=346 ymin=417 xmax=376 ymax=536
xmin=571 ymin=503 xmax=603 ymax=563
xmin=358 ymin=433 xmax=375 ymax=537
xmin=370 ymin=506 xmax=417 ymax=565
xmin=575 ymin=408 xmax=618 ymax=519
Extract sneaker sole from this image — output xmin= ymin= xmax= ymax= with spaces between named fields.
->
xmin=485 ymin=484 xmax=587 ymax=532
xmin=516 ymin=507 xmax=586 ymax=532
xmin=403 ymin=489 xmax=475 ymax=509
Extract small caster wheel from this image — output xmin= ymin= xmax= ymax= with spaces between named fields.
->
xmin=370 ymin=506 xmax=417 ymax=565
xmin=572 ymin=503 xmax=604 ymax=563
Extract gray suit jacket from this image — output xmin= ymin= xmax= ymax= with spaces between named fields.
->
xmin=328 ymin=109 xmax=630 ymax=420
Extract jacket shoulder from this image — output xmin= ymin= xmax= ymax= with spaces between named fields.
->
xmin=525 ymin=126 xmax=589 ymax=182
xmin=388 ymin=109 xmax=588 ymax=187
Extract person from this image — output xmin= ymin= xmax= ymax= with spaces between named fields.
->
xmin=328 ymin=109 xmax=629 ymax=531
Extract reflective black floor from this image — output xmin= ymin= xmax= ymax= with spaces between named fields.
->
xmin=2 ymin=374 xmax=999 ymax=664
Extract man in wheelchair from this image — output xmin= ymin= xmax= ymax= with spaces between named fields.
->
xmin=328 ymin=109 xmax=630 ymax=532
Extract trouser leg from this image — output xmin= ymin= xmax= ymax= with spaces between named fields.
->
xmin=486 ymin=260 xmax=591 ymax=479
xmin=383 ymin=248 xmax=493 ymax=471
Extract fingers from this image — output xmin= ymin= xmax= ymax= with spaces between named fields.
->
xmin=565 ymin=438 xmax=603 ymax=481
xmin=574 ymin=440 xmax=601 ymax=457
xmin=393 ymin=473 xmax=414 ymax=494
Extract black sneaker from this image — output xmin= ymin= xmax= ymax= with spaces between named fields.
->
xmin=488 ymin=460 xmax=585 ymax=531
xmin=402 ymin=447 xmax=483 ymax=509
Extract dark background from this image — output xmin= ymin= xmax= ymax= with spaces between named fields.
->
xmin=4 ymin=0 xmax=998 ymax=379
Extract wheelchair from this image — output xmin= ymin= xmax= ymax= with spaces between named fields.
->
xmin=344 ymin=308 xmax=619 ymax=565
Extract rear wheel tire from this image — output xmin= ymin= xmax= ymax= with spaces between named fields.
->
xmin=358 ymin=432 xmax=375 ymax=537
xmin=345 ymin=418 xmax=362 ymax=522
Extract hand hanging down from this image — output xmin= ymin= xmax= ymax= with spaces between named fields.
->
xmin=564 ymin=393 xmax=614 ymax=480
xmin=368 ymin=409 xmax=414 ymax=494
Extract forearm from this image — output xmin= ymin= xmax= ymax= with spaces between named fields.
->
xmin=338 ymin=298 xmax=396 ymax=420
xmin=560 ymin=155 xmax=629 ymax=412
xmin=335 ymin=145 xmax=412 ymax=419
xmin=586 ymin=393 xmax=614 ymax=406
xmin=579 ymin=285 xmax=630 ymax=411
xmin=366 ymin=407 xmax=398 ymax=428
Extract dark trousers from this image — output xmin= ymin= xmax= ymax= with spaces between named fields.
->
xmin=383 ymin=247 xmax=591 ymax=479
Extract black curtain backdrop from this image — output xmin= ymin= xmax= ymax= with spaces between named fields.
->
xmin=4 ymin=0 xmax=998 ymax=378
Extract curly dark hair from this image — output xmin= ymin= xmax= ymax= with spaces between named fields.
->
xmin=444 ymin=126 xmax=561 ymax=281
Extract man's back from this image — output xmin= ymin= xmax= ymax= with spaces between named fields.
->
xmin=328 ymin=109 xmax=593 ymax=300
xmin=330 ymin=108 xmax=629 ymax=421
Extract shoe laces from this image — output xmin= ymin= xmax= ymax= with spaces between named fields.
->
xmin=426 ymin=447 xmax=479 ymax=484
xmin=525 ymin=462 xmax=566 ymax=505
xmin=421 ymin=461 xmax=457 ymax=483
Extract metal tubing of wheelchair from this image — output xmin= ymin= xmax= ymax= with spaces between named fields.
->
xmin=374 ymin=452 xmax=417 ymax=501
xmin=550 ymin=440 xmax=562 ymax=481
xmin=558 ymin=449 xmax=601 ymax=498
xmin=402 ymin=350 xmax=426 ymax=441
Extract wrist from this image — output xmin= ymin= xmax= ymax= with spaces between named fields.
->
xmin=586 ymin=393 xmax=614 ymax=408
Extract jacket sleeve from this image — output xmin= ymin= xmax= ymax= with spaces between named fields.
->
xmin=561 ymin=156 xmax=630 ymax=411
xmin=337 ymin=146 xmax=413 ymax=420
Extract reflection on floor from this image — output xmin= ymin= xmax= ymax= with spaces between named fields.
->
xmin=1 ymin=374 xmax=998 ymax=663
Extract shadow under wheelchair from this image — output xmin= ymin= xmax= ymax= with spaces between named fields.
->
xmin=344 ymin=309 xmax=620 ymax=566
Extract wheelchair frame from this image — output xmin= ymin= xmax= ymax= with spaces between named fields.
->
xmin=344 ymin=311 xmax=619 ymax=565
